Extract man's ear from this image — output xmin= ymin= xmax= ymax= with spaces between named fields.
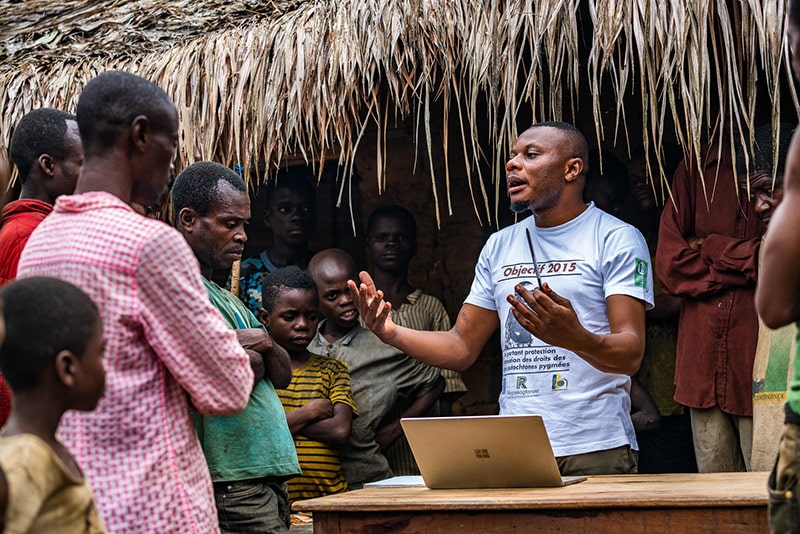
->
xmin=263 ymin=211 xmax=272 ymax=229
xmin=565 ymin=157 xmax=585 ymax=183
xmin=178 ymin=207 xmax=197 ymax=232
xmin=54 ymin=350 xmax=78 ymax=388
xmin=257 ymin=307 xmax=270 ymax=329
xmin=130 ymin=115 xmax=150 ymax=153
xmin=37 ymin=154 xmax=55 ymax=177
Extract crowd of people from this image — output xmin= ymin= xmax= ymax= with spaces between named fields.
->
xmin=1 ymin=3 xmax=800 ymax=531
xmin=0 ymin=71 xmax=461 ymax=533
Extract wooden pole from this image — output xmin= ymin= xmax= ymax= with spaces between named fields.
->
xmin=230 ymin=259 xmax=241 ymax=297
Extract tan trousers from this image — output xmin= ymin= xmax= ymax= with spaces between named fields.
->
xmin=690 ymin=406 xmax=752 ymax=472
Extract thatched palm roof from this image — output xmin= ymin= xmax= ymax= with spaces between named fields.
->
xmin=0 ymin=0 xmax=795 ymax=224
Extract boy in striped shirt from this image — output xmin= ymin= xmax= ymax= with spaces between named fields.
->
xmin=259 ymin=267 xmax=357 ymax=501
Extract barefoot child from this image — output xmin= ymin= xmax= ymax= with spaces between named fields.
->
xmin=259 ymin=266 xmax=357 ymax=502
xmin=0 ymin=277 xmax=106 ymax=532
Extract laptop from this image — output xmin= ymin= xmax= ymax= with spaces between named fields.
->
xmin=400 ymin=414 xmax=586 ymax=489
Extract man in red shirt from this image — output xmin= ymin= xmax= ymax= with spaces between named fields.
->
xmin=656 ymin=143 xmax=765 ymax=472
xmin=0 ymin=108 xmax=83 ymax=427
xmin=0 ymin=108 xmax=83 ymax=287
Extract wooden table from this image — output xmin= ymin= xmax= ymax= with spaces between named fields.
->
xmin=294 ymin=472 xmax=769 ymax=533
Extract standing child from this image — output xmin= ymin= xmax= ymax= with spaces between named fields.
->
xmin=307 ymin=249 xmax=442 ymax=487
xmin=259 ymin=267 xmax=357 ymax=502
xmin=232 ymin=171 xmax=317 ymax=316
xmin=366 ymin=206 xmax=468 ymax=410
xmin=366 ymin=205 xmax=467 ymax=474
xmin=0 ymin=277 xmax=106 ymax=532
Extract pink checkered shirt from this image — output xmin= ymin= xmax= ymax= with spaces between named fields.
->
xmin=18 ymin=191 xmax=254 ymax=533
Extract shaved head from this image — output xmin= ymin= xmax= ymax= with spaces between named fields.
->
xmin=308 ymin=248 xmax=358 ymax=282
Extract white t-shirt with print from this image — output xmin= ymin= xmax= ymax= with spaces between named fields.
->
xmin=465 ymin=203 xmax=654 ymax=457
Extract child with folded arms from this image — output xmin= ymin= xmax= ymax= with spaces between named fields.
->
xmin=259 ymin=267 xmax=357 ymax=501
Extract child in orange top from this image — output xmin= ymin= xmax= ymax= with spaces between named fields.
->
xmin=0 ymin=277 xmax=106 ymax=533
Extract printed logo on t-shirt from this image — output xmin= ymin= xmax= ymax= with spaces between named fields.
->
xmin=504 ymin=281 xmax=537 ymax=348
xmin=634 ymin=258 xmax=649 ymax=289
xmin=551 ymin=373 xmax=569 ymax=391
xmin=501 ymin=345 xmax=571 ymax=399
xmin=501 ymin=375 xmax=541 ymax=397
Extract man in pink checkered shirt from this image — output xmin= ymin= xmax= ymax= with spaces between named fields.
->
xmin=17 ymin=71 xmax=255 ymax=533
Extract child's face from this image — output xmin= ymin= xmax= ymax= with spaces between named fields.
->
xmin=262 ymin=289 xmax=319 ymax=355
xmin=367 ymin=215 xmax=417 ymax=273
xmin=73 ymin=321 xmax=106 ymax=411
xmin=314 ymin=261 xmax=359 ymax=330
xmin=265 ymin=186 xmax=316 ymax=247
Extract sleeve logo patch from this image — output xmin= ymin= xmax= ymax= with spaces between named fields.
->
xmin=634 ymin=258 xmax=649 ymax=289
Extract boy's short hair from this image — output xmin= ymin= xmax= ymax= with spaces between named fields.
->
xmin=366 ymin=204 xmax=418 ymax=240
xmin=0 ymin=277 xmax=100 ymax=391
xmin=261 ymin=266 xmax=317 ymax=312
xmin=265 ymin=167 xmax=316 ymax=208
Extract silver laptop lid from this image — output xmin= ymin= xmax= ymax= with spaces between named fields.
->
xmin=400 ymin=414 xmax=567 ymax=489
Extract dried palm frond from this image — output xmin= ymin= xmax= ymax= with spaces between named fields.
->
xmin=0 ymin=0 xmax=794 ymax=225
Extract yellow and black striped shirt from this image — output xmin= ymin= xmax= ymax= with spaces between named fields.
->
xmin=277 ymin=354 xmax=358 ymax=502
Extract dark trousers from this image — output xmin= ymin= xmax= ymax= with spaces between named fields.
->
xmin=214 ymin=478 xmax=290 ymax=534
xmin=636 ymin=411 xmax=698 ymax=474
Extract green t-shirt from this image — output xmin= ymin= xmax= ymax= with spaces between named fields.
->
xmin=192 ymin=279 xmax=300 ymax=482
xmin=789 ymin=326 xmax=800 ymax=416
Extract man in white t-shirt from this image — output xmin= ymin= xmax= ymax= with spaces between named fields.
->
xmin=350 ymin=122 xmax=654 ymax=475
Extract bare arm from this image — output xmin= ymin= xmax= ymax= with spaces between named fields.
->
xmin=263 ymin=342 xmax=292 ymax=389
xmin=509 ymin=283 xmax=646 ymax=375
xmin=245 ymin=349 xmax=265 ymax=387
xmin=285 ymin=398 xmax=333 ymax=435
xmin=298 ymin=402 xmax=354 ymax=446
xmin=375 ymin=376 xmax=445 ymax=450
xmin=757 ymin=132 xmax=800 ymax=327
xmin=630 ymin=376 xmax=662 ymax=432
xmin=236 ymin=328 xmax=292 ymax=388
xmin=350 ymin=271 xmax=498 ymax=371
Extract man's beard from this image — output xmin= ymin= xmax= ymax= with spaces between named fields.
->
xmin=509 ymin=200 xmax=531 ymax=214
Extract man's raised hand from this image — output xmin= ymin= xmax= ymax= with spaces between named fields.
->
xmin=347 ymin=271 xmax=397 ymax=341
